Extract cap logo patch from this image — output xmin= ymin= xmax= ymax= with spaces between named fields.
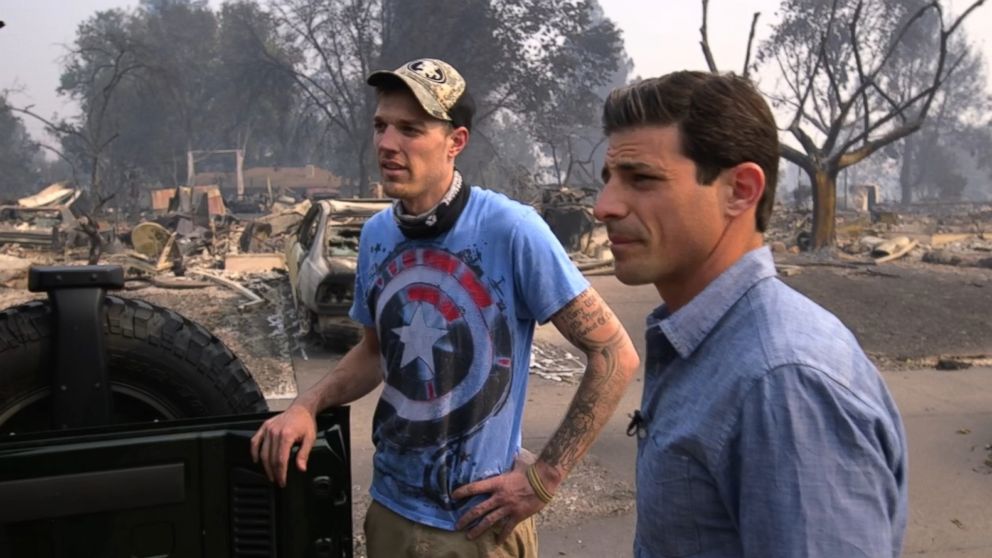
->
xmin=408 ymin=60 xmax=447 ymax=84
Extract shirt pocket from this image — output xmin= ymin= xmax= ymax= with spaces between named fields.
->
xmin=637 ymin=436 xmax=702 ymax=557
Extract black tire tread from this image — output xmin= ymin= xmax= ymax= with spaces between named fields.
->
xmin=0 ymin=295 xmax=266 ymax=416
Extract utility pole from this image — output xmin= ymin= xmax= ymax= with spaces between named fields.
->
xmin=186 ymin=150 xmax=195 ymax=187
xmin=235 ymin=149 xmax=245 ymax=201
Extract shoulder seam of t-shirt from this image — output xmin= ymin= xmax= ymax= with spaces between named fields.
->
xmin=510 ymin=211 xmax=589 ymax=323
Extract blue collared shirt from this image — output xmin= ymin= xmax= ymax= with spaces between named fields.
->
xmin=634 ymin=247 xmax=907 ymax=558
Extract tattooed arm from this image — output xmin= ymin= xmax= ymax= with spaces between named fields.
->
xmin=536 ymin=287 xmax=639 ymax=490
xmin=453 ymin=287 xmax=638 ymax=541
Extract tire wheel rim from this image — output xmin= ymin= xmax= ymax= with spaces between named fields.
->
xmin=0 ymin=383 xmax=186 ymax=435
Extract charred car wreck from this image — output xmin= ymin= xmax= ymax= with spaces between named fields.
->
xmin=286 ymin=198 xmax=390 ymax=351
xmin=0 ymin=185 xmax=96 ymax=249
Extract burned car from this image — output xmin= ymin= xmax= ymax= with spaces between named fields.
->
xmin=285 ymin=198 xmax=390 ymax=350
xmin=0 ymin=185 xmax=87 ymax=248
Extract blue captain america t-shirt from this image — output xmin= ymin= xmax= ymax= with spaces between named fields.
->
xmin=349 ymin=185 xmax=589 ymax=530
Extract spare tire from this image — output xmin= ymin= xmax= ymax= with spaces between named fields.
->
xmin=0 ymin=295 xmax=268 ymax=435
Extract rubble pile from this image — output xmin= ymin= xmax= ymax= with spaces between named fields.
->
xmin=5 ymin=180 xmax=991 ymax=392
xmin=0 ymin=183 xmax=313 ymax=399
xmin=538 ymin=187 xmax=613 ymax=274
xmin=766 ymin=203 xmax=992 ymax=270
xmin=231 ymin=197 xmax=311 ymax=255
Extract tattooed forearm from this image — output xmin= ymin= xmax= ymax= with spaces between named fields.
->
xmin=551 ymin=290 xmax=618 ymax=352
xmin=539 ymin=289 xmax=637 ymax=476
xmin=540 ymin=329 xmax=626 ymax=471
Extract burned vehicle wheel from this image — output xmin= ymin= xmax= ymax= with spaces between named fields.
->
xmin=316 ymin=320 xmax=363 ymax=353
xmin=298 ymin=307 xmax=361 ymax=353
xmin=0 ymin=296 xmax=268 ymax=435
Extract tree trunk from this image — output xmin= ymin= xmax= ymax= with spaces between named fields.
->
xmin=899 ymin=144 xmax=913 ymax=205
xmin=810 ymin=166 xmax=838 ymax=250
xmin=550 ymin=143 xmax=562 ymax=187
xmin=899 ymin=134 xmax=919 ymax=205
xmin=90 ymin=155 xmax=101 ymax=203
xmin=357 ymin=141 xmax=370 ymax=198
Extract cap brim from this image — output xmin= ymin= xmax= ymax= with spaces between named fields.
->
xmin=367 ymin=70 xmax=451 ymax=122
xmin=366 ymin=70 xmax=401 ymax=88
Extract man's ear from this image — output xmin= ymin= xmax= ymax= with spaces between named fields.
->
xmin=723 ymin=162 xmax=765 ymax=218
xmin=448 ymin=126 xmax=469 ymax=159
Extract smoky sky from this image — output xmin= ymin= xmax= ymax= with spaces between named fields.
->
xmin=2 ymin=0 xmax=990 ymax=145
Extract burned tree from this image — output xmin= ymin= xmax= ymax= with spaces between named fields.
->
xmin=259 ymin=0 xmax=383 ymax=196
xmin=702 ymin=0 xmax=985 ymax=249
xmin=893 ymin=38 xmax=992 ymax=203
xmin=0 ymin=97 xmax=44 ymax=198
xmin=14 ymin=9 xmax=142 ymax=206
xmin=8 ymin=10 xmax=145 ymax=262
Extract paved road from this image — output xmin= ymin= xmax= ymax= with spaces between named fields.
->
xmin=277 ymin=273 xmax=992 ymax=557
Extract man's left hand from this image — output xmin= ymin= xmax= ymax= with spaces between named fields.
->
xmin=452 ymin=450 xmax=549 ymax=542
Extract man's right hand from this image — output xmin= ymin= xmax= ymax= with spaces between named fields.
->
xmin=249 ymin=327 xmax=383 ymax=487
xmin=250 ymin=405 xmax=317 ymax=487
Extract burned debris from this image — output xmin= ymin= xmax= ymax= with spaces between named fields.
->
xmin=767 ymin=200 xmax=992 ymax=272
xmin=4 ymin=179 xmax=992 ymax=389
xmin=539 ymin=187 xmax=613 ymax=273
xmin=0 ymin=184 xmax=96 ymax=249
xmin=0 ymin=182 xmax=375 ymax=395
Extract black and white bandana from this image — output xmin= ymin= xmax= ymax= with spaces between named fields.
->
xmin=393 ymin=170 xmax=470 ymax=239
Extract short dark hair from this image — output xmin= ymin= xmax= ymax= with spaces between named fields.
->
xmin=602 ymin=71 xmax=779 ymax=231
xmin=373 ymin=76 xmax=476 ymax=132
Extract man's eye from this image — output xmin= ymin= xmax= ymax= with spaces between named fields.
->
xmin=373 ymin=122 xmax=386 ymax=133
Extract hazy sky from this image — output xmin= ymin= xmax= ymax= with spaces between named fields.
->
xmin=2 ymin=0 xmax=991 ymax=144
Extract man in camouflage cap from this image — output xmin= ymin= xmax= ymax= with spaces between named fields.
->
xmin=253 ymin=58 xmax=638 ymax=558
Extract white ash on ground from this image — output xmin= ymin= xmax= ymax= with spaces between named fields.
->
xmin=120 ymin=278 xmax=297 ymax=399
xmin=530 ymin=341 xmax=586 ymax=383
xmin=535 ymin=454 xmax=635 ymax=529
xmin=0 ymin=288 xmax=44 ymax=309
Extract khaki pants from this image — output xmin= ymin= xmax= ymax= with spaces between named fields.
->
xmin=364 ymin=500 xmax=538 ymax=558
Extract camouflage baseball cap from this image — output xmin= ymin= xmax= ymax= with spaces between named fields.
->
xmin=367 ymin=58 xmax=466 ymax=123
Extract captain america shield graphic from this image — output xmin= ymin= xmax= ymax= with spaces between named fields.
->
xmin=371 ymin=246 xmax=512 ymax=448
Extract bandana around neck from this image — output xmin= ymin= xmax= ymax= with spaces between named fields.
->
xmin=392 ymin=169 xmax=470 ymax=239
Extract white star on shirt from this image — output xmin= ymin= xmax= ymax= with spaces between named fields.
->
xmin=392 ymin=304 xmax=449 ymax=375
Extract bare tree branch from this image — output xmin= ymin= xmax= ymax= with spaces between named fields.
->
xmin=789 ymin=0 xmax=841 ymax=130
xmin=788 ymin=121 xmax=820 ymax=156
xmin=848 ymin=1 xmax=872 ymax=139
xmin=742 ymin=12 xmax=761 ymax=79
xmin=780 ymin=143 xmax=813 ymax=172
xmin=821 ymin=1 xmax=964 ymax=154
xmin=700 ymin=0 xmax=761 ymax=79
xmin=837 ymin=122 xmax=921 ymax=168
xmin=700 ymin=0 xmax=719 ymax=73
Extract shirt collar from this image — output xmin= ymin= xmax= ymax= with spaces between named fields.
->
xmin=646 ymin=246 xmax=777 ymax=359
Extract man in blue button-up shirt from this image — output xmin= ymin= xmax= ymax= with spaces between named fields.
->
xmin=594 ymin=71 xmax=907 ymax=557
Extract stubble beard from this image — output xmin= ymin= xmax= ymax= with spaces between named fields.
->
xmin=612 ymin=244 xmax=672 ymax=286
